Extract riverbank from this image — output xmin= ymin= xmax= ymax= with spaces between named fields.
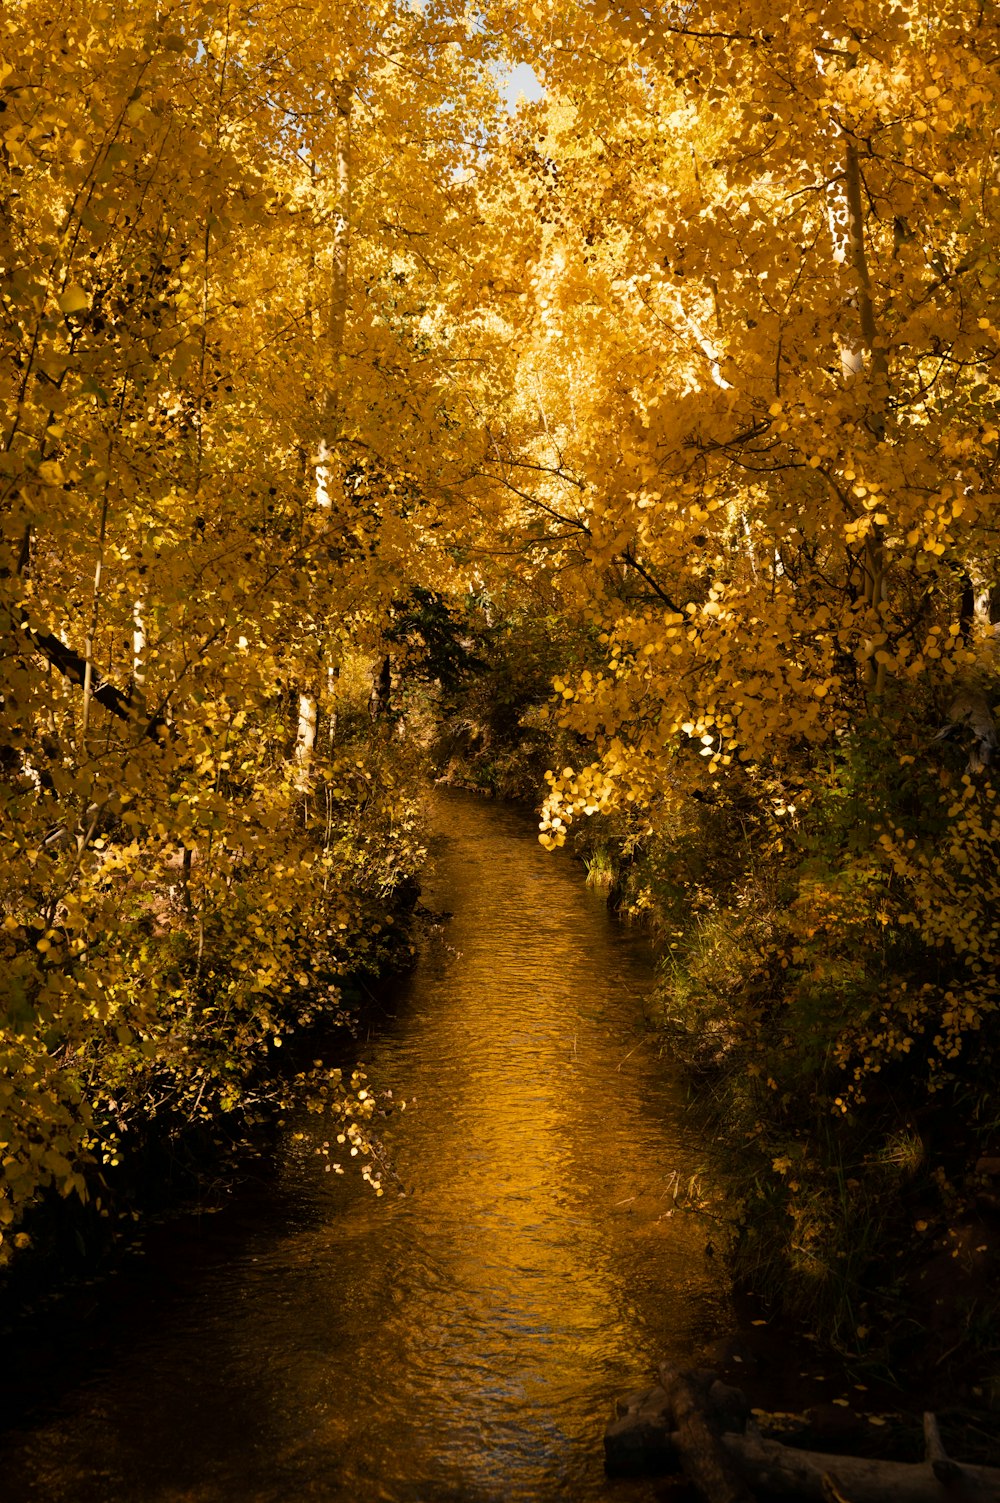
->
xmin=564 ymin=790 xmax=1000 ymax=1458
xmin=0 ymin=701 xmax=429 ymax=1309
xmin=0 ymin=874 xmax=421 ymax=1327
xmin=6 ymin=776 xmax=997 ymax=1496
xmin=0 ymin=892 xmax=419 ymax=1297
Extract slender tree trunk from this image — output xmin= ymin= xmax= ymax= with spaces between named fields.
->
xmin=329 ymin=76 xmax=353 ymax=387
xmin=296 ymin=76 xmax=354 ymax=782
xmin=294 ymin=691 xmax=318 ymax=772
xmin=313 ymin=74 xmax=353 ymax=512
xmin=368 ymin=655 xmax=392 ymax=720
xmin=842 ymin=135 xmax=890 ymax=694
xmin=81 ymin=484 xmax=111 ymax=745
xmin=132 ymin=595 xmax=146 ymax=692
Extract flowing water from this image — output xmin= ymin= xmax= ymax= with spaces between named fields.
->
xmin=1 ymin=790 xmax=727 ymax=1502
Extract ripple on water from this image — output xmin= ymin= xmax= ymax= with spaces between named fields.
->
xmin=1 ymin=790 xmax=727 ymax=1503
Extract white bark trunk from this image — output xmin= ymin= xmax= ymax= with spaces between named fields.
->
xmin=294 ymin=690 xmax=318 ymax=772
xmin=297 ymin=76 xmax=354 ymax=785
xmin=842 ymin=136 xmax=889 ymax=693
xmin=132 ymin=597 xmax=146 ymax=689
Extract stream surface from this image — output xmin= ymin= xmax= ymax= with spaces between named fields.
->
xmin=2 ymin=790 xmax=727 ymax=1502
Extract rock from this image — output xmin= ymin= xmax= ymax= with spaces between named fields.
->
xmin=708 ymin=1379 xmax=751 ymax=1434
xmin=606 ymin=1371 xmax=752 ymax=1479
xmin=604 ymin=1384 xmax=678 ymax=1475
xmin=658 ymin=1366 xmax=758 ymax=1503
xmin=803 ymin=1401 xmax=865 ymax=1445
xmin=614 ymin=1385 xmax=664 ymax=1419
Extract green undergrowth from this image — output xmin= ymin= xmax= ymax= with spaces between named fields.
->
xmin=591 ymin=725 xmax=1000 ymax=1406
xmin=415 ymin=600 xmax=598 ymax=800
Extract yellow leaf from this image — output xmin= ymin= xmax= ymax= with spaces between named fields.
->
xmin=57 ymin=282 xmax=90 ymax=314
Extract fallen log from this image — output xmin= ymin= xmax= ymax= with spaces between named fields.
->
xmin=715 ymin=1427 xmax=1000 ymax=1502
xmin=605 ymin=1366 xmax=1000 ymax=1503
xmin=658 ymin=1365 xmax=756 ymax=1503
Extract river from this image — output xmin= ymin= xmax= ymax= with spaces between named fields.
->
xmin=1 ymin=790 xmax=727 ymax=1501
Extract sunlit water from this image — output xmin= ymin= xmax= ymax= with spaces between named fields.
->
xmin=2 ymin=790 xmax=727 ymax=1502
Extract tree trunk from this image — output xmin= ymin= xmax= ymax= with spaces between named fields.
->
xmin=294 ymin=689 xmax=318 ymax=771
xmin=606 ymin=1369 xmax=1000 ymax=1502
xmin=842 ymin=135 xmax=890 ymax=695
xmin=132 ymin=595 xmax=146 ymax=690
xmin=298 ymin=76 xmax=354 ymax=785
xmin=368 ymin=654 xmax=392 ymax=720
xmin=716 ymin=1427 xmax=1000 ymax=1503
xmin=314 ymin=72 xmax=353 ymax=516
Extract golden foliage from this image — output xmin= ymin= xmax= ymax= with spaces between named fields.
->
xmin=4 ymin=0 xmax=1000 ymax=1259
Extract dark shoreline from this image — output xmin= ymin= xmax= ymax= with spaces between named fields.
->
xmin=0 ymin=896 xmax=421 ymax=1337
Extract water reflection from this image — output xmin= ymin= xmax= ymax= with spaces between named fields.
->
xmin=1 ymin=790 xmax=726 ymax=1501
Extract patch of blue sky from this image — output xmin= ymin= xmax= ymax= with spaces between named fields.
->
xmin=497 ymin=61 xmax=545 ymax=113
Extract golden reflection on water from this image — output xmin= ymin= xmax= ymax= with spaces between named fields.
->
xmin=264 ymin=790 xmax=726 ymax=1500
xmin=2 ymin=790 xmax=726 ymax=1503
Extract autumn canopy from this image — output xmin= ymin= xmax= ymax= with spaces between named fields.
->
xmin=2 ymin=0 xmax=1000 ymax=1330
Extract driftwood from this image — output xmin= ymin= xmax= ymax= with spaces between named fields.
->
xmin=604 ymin=1365 xmax=1000 ymax=1503
xmin=715 ymin=1426 xmax=1000 ymax=1502
xmin=659 ymin=1366 xmax=756 ymax=1503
